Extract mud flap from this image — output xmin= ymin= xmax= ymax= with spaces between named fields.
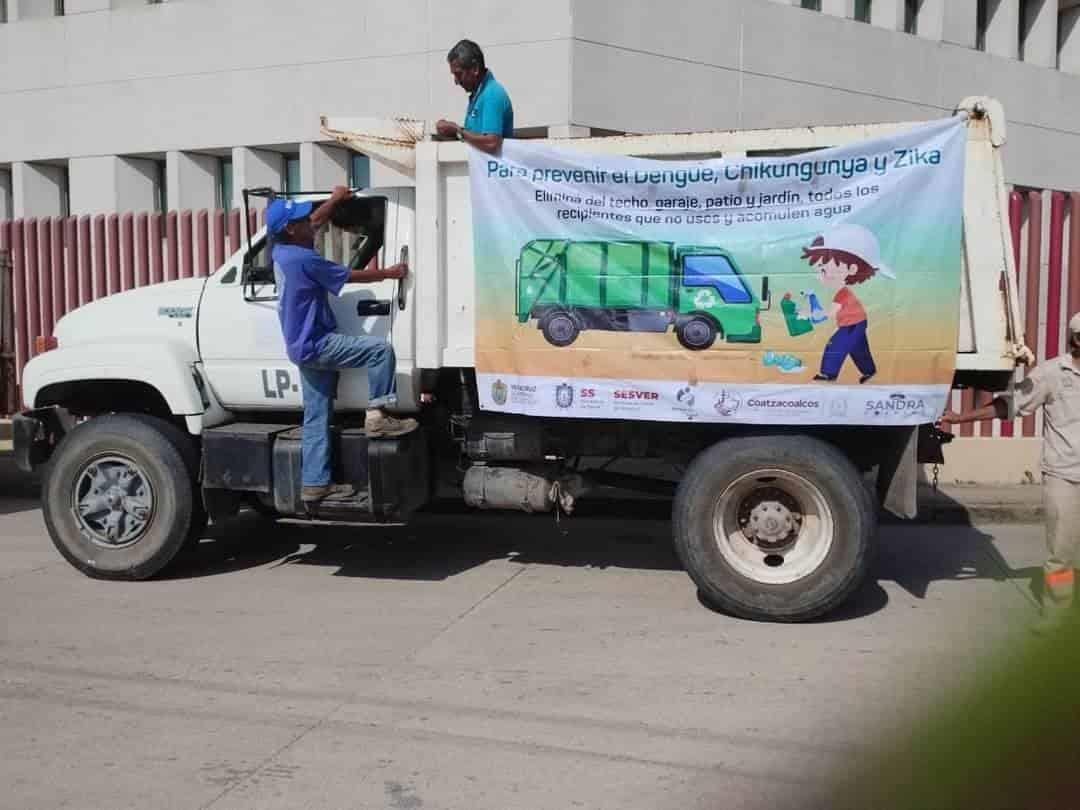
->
xmin=876 ymin=426 xmax=918 ymax=519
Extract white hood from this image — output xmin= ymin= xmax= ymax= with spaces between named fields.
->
xmin=54 ymin=277 xmax=208 ymax=353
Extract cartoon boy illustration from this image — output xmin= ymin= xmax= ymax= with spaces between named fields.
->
xmin=800 ymin=224 xmax=894 ymax=384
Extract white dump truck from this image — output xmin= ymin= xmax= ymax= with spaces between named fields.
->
xmin=13 ymin=98 xmax=1024 ymax=622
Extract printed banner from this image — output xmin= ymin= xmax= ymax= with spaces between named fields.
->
xmin=468 ymin=117 xmax=966 ymax=425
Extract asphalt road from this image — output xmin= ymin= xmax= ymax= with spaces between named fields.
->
xmin=0 ymin=462 xmax=1049 ymax=810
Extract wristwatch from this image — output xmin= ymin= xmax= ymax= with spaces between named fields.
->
xmin=456 ymin=129 xmax=465 ymax=141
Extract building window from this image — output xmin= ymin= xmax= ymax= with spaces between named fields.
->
xmin=854 ymin=0 xmax=871 ymax=23
xmin=904 ymin=0 xmax=920 ymax=34
xmin=59 ymin=166 xmax=70 ymax=218
xmin=976 ymin=0 xmax=989 ymax=50
xmin=54 ymin=0 xmax=64 ymax=14
xmin=217 ymin=157 xmax=233 ymax=211
xmin=801 ymin=0 xmax=821 ymax=10
xmin=349 ymin=154 xmax=370 ymax=190
xmin=154 ymin=159 xmax=167 ymax=213
xmin=0 ymin=1 xmax=7 ymax=23
xmin=284 ymin=154 xmax=301 ymax=194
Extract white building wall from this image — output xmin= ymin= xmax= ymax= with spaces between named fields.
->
xmin=2 ymin=0 xmax=1080 ymax=214
xmin=68 ymin=155 xmax=158 ymax=215
xmin=12 ymin=162 xmax=65 ymax=218
xmin=166 ymin=151 xmax=218 ymax=212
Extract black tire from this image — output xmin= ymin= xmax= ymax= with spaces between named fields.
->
xmin=676 ymin=315 xmax=718 ymax=350
xmin=672 ymin=435 xmax=875 ymax=622
xmin=540 ymin=310 xmax=581 ymax=347
xmin=42 ymin=414 xmax=198 ymax=580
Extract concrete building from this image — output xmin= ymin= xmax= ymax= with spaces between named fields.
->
xmin=0 ymin=0 xmax=1079 ymax=217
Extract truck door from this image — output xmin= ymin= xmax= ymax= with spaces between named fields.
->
xmin=196 ymin=189 xmax=416 ymax=412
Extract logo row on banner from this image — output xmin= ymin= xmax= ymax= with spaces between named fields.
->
xmin=479 ymin=374 xmax=949 ymax=426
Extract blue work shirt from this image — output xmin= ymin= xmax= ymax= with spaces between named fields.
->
xmin=272 ymin=242 xmax=350 ymax=365
xmin=465 ymin=70 xmax=514 ymax=137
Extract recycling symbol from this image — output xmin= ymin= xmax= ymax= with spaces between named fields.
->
xmin=693 ymin=289 xmax=718 ymax=309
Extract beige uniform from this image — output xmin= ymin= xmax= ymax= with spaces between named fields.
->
xmin=1009 ymin=355 xmax=1080 ymax=603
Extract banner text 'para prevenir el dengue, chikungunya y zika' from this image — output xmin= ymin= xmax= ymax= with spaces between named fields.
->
xmin=468 ymin=117 xmax=966 ymax=426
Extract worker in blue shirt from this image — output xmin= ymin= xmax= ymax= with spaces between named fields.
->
xmin=436 ymin=39 xmax=514 ymax=154
xmin=268 ymin=188 xmax=418 ymax=505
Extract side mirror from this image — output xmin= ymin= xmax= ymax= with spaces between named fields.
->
xmin=242 ymin=263 xmax=278 ymax=303
xmin=760 ymin=276 xmax=771 ymax=311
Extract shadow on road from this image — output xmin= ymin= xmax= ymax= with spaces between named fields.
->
xmin=156 ymin=490 xmax=1039 ymax=623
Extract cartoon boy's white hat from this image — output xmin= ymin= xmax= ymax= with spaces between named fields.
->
xmin=816 ymin=224 xmax=895 ymax=279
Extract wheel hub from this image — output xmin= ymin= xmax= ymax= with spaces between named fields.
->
xmin=74 ymin=456 xmax=154 ymax=548
xmin=738 ymin=486 xmax=802 ymax=550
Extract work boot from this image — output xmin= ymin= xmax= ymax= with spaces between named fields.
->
xmin=301 ymin=483 xmax=356 ymax=504
xmin=364 ymin=409 xmax=419 ymax=438
xmin=1031 ymin=569 xmax=1075 ymax=636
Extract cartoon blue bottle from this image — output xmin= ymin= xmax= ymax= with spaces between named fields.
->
xmin=801 ymin=290 xmax=829 ymax=324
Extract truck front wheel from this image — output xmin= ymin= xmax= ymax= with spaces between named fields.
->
xmin=540 ymin=310 xmax=581 ymax=347
xmin=675 ymin=315 xmax=718 ymax=350
xmin=673 ymin=436 xmax=875 ymax=622
xmin=42 ymin=414 xmax=197 ymax=580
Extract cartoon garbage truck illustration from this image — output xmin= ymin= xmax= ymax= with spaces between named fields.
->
xmin=515 ymin=239 xmax=771 ymax=349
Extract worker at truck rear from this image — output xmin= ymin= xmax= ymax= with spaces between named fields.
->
xmin=268 ymin=188 xmax=418 ymax=505
xmin=941 ymin=312 xmax=1080 ymax=633
xmin=436 ymin=39 xmax=514 ymax=154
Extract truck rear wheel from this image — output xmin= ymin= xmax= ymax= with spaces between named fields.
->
xmin=676 ymin=315 xmax=718 ymax=350
xmin=672 ymin=436 xmax=875 ymax=622
xmin=540 ymin=310 xmax=581 ymax=347
xmin=42 ymin=414 xmax=197 ymax=580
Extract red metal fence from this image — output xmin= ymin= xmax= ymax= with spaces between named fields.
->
xmin=0 ymin=208 xmax=263 ymax=413
xmin=0 ymin=192 xmax=1078 ymax=423
xmin=948 ymin=189 xmax=1080 ymax=440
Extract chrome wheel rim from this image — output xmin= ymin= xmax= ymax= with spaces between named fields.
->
xmin=713 ymin=469 xmax=834 ymax=585
xmin=72 ymin=454 xmax=155 ymax=549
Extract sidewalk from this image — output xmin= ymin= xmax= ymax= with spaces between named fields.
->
xmin=914 ymin=483 xmax=1044 ymax=525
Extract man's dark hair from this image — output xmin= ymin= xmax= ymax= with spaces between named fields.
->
xmin=447 ymin=39 xmax=485 ymax=71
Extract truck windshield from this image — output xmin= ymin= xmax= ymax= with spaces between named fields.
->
xmin=682 ymin=255 xmax=752 ymax=304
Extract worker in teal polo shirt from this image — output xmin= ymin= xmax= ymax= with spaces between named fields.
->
xmin=436 ymin=39 xmax=514 ymax=155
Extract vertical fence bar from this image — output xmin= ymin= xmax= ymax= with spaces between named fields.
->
xmin=1070 ymin=193 xmax=1080 ymax=336
xmin=149 ymin=213 xmax=164 ymax=286
xmin=106 ymin=215 xmax=121 ymax=296
xmin=50 ymin=217 xmax=65 ymax=327
xmin=0 ymin=222 xmax=15 ymax=413
xmin=12 ymin=221 xmax=28 ymax=383
xmin=77 ymin=216 xmax=91 ymax=307
xmin=1046 ymin=192 xmax=1066 ymax=360
xmin=1023 ymin=191 xmax=1042 ymax=438
xmin=213 ymin=209 xmax=226 ymax=269
xmin=119 ymin=213 xmax=135 ymax=292
xmin=93 ymin=215 xmax=107 ymax=301
xmin=63 ymin=217 xmax=78 ymax=315
xmin=958 ymin=388 xmax=976 ymax=437
xmin=180 ymin=211 xmax=193 ymax=279
xmin=165 ymin=211 xmax=179 ymax=282
xmin=24 ymin=221 xmax=41 ymax=355
xmin=228 ymin=209 xmax=241 ymax=256
xmin=195 ymin=210 xmax=210 ymax=277
xmin=134 ymin=212 xmax=149 ymax=288
xmin=37 ymin=219 xmax=54 ymax=338
xmin=1000 ymin=191 xmax=1024 ymax=438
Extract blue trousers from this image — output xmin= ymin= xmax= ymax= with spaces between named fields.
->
xmin=298 ymin=333 xmax=397 ymax=487
xmin=820 ymin=320 xmax=876 ymax=379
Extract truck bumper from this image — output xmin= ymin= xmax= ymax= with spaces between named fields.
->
xmin=12 ymin=406 xmax=70 ymax=474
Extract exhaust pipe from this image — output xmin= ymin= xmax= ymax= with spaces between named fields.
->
xmin=463 ymin=466 xmax=587 ymax=514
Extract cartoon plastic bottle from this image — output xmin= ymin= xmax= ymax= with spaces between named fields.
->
xmin=781 ymin=293 xmax=814 ymax=337
xmin=802 ymin=290 xmax=829 ymax=324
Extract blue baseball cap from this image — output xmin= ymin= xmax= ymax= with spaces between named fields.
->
xmin=266 ymin=198 xmax=314 ymax=236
